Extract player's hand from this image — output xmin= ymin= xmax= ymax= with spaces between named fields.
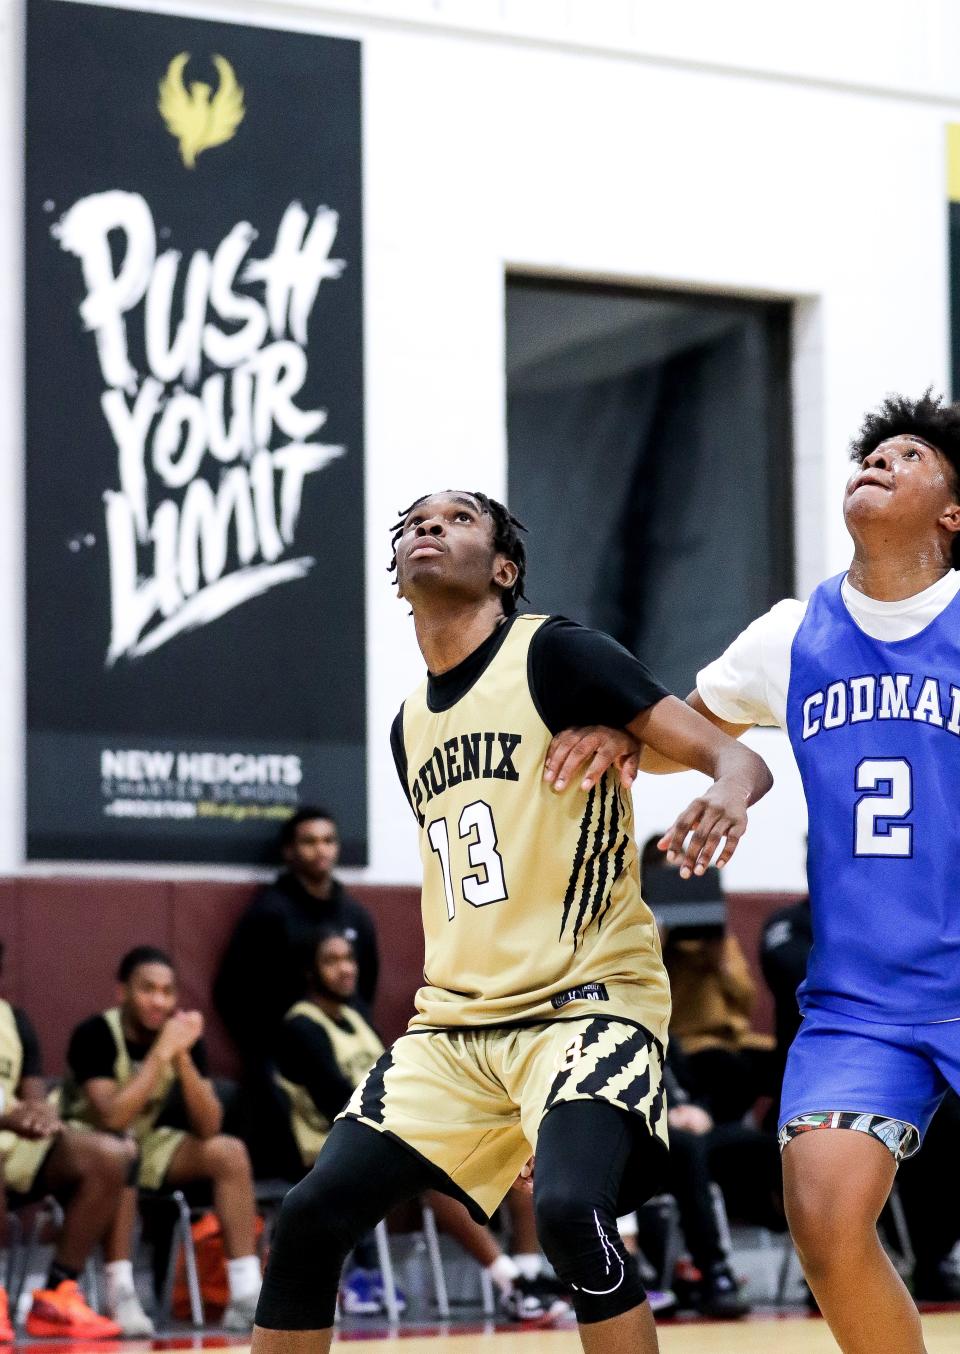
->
xmin=1 ymin=1101 xmax=62 ymax=1139
xmin=543 ymin=726 xmax=641 ymax=792
xmin=155 ymin=1010 xmax=204 ymax=1061
xmin=658 ymin=778 xmax=750 ymax=877
xmin=668 ymin=1104 xmax=713 ymax=1135
xmin=512 ymin=1157 xmax=535 ymax=1195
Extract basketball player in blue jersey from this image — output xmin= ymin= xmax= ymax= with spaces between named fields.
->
xmin=548 ymin=390 xmax=960 ymax=1353
xmin=252 ymin=491 xmax=772 ymax=1354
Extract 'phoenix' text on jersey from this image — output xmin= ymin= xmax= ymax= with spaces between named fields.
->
xmin=411 ymin=732 xmax=522 ymax=824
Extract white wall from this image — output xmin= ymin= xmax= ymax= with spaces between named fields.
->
xmin=2 ymin=0 xmax=958 ymax=889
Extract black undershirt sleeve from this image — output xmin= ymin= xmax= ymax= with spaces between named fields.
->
xmin=67 ymin=1016 xmax=118 ymax=1085
xmin=390 ymin=708 xmax=413 ymax=810
xmin=529 ymin=617 xmax=670 ymax=735
xmin=13 ymin=1009 xmax=42 ymax=1080
xmin=275 ymin=1016 xmax=356 ymax=1123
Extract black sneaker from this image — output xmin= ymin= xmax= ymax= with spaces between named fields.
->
xmin=530 ymin=1273 xmax=574 ymax=1322
xmin=499 ymin=1276 xmax=548 ymax=1323
xmin=913 ymin=1265 xmax=960 ymax=1303
xmin=697 ymin=1262 xmax=751 ymax=1319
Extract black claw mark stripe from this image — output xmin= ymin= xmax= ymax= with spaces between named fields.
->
xmin=576 ymin=1025 xmax=652 ymax=1099
xmin=617 ymin=1061 xmax=651 ymax=1111
xmin=596 ymin=815 xmax=629 ymax=933
xmin=571 ymin=774 xmax=610 ymax=946
xmin=647 ymin=1075 xmax=666 ymax=1128
xmin=586 ymin=780 xmax=620 ymax=935
xmin=542 ymin=1018 xmax=610 ymax=1113
xmin=559 ymin=785 xmax=597 ymax=940
xmin=561 ymin=776 xmax=633 ymax=947
xmin=358 ymin=1049 xmax=393 ymax=1124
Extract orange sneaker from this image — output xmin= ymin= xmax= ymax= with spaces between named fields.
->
xmin=25 ymin=1280 xmax=122 ymax=1338
xmin=0 ymin=1287 xmax=14 ymax=1342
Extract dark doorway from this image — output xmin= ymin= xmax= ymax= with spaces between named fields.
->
xmin=506 ymin=277 xmax=793 ymax=695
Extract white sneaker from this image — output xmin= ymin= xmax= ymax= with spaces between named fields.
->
xmin=109 ymin=1288 xmax=156 ymax=1337
xmin=222 ymin=1292 xmax=260 ymax=1332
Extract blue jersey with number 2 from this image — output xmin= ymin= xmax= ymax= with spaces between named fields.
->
xmin=786 ymin=573 xmax=960 ymax=1024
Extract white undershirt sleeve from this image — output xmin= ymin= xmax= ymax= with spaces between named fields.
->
xmin=696 ymin=599 xmax=806 ymax=730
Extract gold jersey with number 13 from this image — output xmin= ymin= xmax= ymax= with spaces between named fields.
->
xmin=396 ymin=615 xmax=670 ymax=1038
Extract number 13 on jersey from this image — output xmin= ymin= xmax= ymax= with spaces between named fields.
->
xmin=427 ymin=801 xmax=508 ymax=919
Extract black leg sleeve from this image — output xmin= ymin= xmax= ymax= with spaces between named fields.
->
xmin=255 ymin=1120 xmax=435 ymax=1330
xmin=534 ymin=1100 xmax=665 ymax=1325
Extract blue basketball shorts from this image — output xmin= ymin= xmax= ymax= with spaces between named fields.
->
xmin=778 ymin=1003 xmax=960 ymax=1162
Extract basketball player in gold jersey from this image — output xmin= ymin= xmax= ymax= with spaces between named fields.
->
xmin=253 ymin=491 xmax=772 ymax=1354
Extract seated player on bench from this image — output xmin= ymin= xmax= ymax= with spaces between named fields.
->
xmin=0 ymin=942 xmax=131 ymax=1338
xmin=63 ymin=945 xmax=263 ymax=1332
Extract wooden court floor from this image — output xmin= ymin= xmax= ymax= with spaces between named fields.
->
xmin=316 ymin=1309 xmax=960 ymax=1352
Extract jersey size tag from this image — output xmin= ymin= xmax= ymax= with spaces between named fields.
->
xmin=551 ymin=982 xmax=609 ymax=1010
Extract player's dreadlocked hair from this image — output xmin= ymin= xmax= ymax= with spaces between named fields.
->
xmin=388 ymin=491 xmax=528 ymax=615
xmin=850 ymin=390 xmax=960 ymax=566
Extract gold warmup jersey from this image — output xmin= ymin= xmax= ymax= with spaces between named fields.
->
xmin=0 ymin=1001 xmax=58 ymax=1194
xmin=0 ymin=1001 xmax=23 ymax=1114
xmin=398 ymin=614 xmax=670 ymax=1035
xmin=276 ymin=1001 xmax=384 ymax=1167
xmin=61 ymin=1007 xmax=175 ymax=1142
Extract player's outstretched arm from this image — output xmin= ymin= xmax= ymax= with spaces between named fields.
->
xmin=543 ymin=692 xmax=754 ymax=791
xmin=628 ymin=694 xmax=772 ymax=878
xmin=639 ymin=690 xmax=754 ymax=773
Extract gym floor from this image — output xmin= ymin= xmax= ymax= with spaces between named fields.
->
xmin=99 ymin=1305 xmax=958 ymax=1352
xmin=328 ymin=1308 xmax=959 ymax=1350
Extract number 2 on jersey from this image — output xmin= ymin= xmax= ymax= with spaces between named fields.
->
xmin=854 ymin=758 xmax=913 ymax=857
xmin=427 ymin=800 xmax=508 ymax=919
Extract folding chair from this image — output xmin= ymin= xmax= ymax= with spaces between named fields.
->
xmin=145 ymin=1190 xmax=203 ymax=1328
xmin=641 ymin=1194 xmax=684 ymax=1291
xmin=8 ymin=1197 xmax=63 ymax=1316
xmin=372 ymin=1199 xmax=450 ymax=1324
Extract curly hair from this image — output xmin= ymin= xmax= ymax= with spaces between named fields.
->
xmin=850 ymin=389 xmax=960 ymax=478
xmin=387 ymin=491 xmax=528 ymax=615
xmin=850 ymin=391 xmax=960 ymax=565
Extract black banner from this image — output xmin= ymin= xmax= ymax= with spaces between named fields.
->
xmin=25 ymin=1 xmax=366 ymax=863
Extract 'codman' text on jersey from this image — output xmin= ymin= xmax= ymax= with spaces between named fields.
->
xmin=411 ymin=732 xmax=522 ymax=824
xmin=801 ymin=673 xmax=960 ymax=741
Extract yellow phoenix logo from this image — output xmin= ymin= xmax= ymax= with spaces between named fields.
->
xmin=158 ymin=53 xmax=245 ymax=169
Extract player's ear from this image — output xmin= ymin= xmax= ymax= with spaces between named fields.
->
xmin=939 ymin=496 xmax=960 ymax=541
xmin=493 ymin=555 xmax=518 ymax=592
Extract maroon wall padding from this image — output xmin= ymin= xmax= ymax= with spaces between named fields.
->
xmin=0 ymin=878 xmax=799 ymax=1077
xmin=15 ymin=878 xmax=175 ymax=1077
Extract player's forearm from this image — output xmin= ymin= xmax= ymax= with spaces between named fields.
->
xmin=710 ymin=738 xmax=772 ymax=808
xmin=637 ymin=744 xmax=687 ymax=774
xmin=176 ymin=1056 xmax=222 ymax=1139
xmin=630 ymin=696 xmax=770 ymax=803
xmin=93 ymin=1056 xmax=168 ymax=1131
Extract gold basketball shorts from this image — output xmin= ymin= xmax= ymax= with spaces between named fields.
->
xmin=0 ymin=1130 xmax=56 ymax=1196
xmin=138 ymin=1126 xmax=187 ymax=1190
xmin=340 ymin=1015 xmax=667 ymax=1221
xmin=63 ymin=1119 xmax=185 ymax=1191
